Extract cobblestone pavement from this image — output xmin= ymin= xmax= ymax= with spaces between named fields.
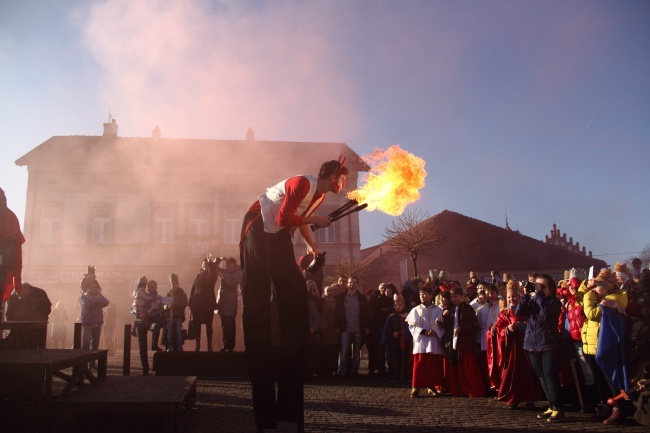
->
xmin=108 ymin=354 xmax=646 ymax=433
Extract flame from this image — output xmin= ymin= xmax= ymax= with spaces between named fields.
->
xmin=347 ymin=145 xmax=426 ymax=216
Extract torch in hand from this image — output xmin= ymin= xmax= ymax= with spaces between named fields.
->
xmin=311 ymin=199 xmax=368 ymax=232
xmin=307 ymin=200 xmax=367 ymax=273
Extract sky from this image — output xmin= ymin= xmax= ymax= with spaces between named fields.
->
xmin=1 ymin=0 xmax=648 ymax=267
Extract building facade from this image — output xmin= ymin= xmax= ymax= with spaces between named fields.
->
xmin=15 ymin=120 xmax=368 ymax=349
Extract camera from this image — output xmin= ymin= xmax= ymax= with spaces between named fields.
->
xmin=523 ymin=281 xmax=537 ymax=294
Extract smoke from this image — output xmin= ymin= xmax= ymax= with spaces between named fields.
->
xmin=79 ymin=0 xmax=362 ymax=141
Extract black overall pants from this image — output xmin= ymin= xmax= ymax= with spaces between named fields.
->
xmin=240 ymin=211 xmax=309 ymax=430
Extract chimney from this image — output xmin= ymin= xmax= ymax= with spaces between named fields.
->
xmin=103 ymin=118 xmax=118 ymax=136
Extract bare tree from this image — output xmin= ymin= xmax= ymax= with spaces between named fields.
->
xmin=382 ymin=208 xmax=439 ymax=278
xmin=328 ymin=255 xmax=370 ymax=286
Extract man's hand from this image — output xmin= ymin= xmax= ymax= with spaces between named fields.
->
xmin=309 ymin=215 xmax=331 ymax=228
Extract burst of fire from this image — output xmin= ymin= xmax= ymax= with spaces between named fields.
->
xmin=347 ymin=145 xmax=426 ymax=216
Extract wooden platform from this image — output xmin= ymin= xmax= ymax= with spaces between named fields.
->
xmin=153 ymin=351 xmax=248 ymax=377
xmin=50 ymin=375 xmax=197 ymax=433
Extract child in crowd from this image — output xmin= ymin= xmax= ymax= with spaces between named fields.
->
xmin=382 ymin=294 xmax=410 ymax=382
xmin=406 ymin=285 xmax=445 ymax=397
xmin=440 ymin=286 xmax=486 ymax=397
xmin=493 ymin=280 xmax=539 ymax=408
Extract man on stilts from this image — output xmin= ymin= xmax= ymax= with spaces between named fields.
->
xmin=240 ymin=158 xmax=348 ymax=433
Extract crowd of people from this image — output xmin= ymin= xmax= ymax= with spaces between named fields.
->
xmin=302 ymin=263 xmax=649 ymax=427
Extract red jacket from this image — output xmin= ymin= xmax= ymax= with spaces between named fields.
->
xmin=565 ymin=295 xmax=584 ymax=342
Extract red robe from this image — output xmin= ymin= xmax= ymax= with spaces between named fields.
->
xmin=0 ymin=206 xmax=24 ymax=301
xmin=495 ymin=309 xmax=540 ymax=405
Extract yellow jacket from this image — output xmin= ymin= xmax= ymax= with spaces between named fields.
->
xmin=580 ymin=284 xmax=627 ymax=356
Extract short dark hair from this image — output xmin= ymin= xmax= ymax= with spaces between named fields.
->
xmin=537 ymin=273 xmax=557 ymax=295
xmin=419 ymin=284 xmax=434 ymax=295
xmin=318 ymin=160 xmax=349 ymax=179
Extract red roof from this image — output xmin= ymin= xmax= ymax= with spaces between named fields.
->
xmin=360 ymin=210 xmax=607 ymax=288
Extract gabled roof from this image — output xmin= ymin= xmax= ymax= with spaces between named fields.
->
xmin=15 ymin=135 xmax=370 ymax=174
xmin=361 ymin=210 xmax=607 ymax=284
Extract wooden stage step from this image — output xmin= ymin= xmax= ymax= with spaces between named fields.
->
xmin=50 ymin=375 xmax=197 ymax=433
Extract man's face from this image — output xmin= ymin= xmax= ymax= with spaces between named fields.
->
xmin=347 ymin=278 xmax=357 ymax=291
xmin=450 ymin=293 xmax=463 ymax=306
xmin=329 ymin=174 xmax=347 ymax=194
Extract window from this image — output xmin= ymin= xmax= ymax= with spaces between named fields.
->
xmin=189 ymin=208 xmax=209 ymax=236
xmin=155 ymin=208 xmax=174 ymax=243
xmin=40 ymin=207 xmax=61 ymax=243
xmin=223 ymin=209 xmax=241 ymax=244
xmin=92 ymin=207 xmax=111 ymax=244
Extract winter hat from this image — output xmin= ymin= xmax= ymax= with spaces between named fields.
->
xmin=594 ymin=268 xmax=616 ymax=290
xmin=614 ymin=262 xmax=629 ymax=280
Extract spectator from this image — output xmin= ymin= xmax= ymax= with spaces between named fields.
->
xmin=439 ymin=286 xmax=485 ymax=398
xmin=189 ymin=253 xmax=220 ymax=352
xmin=164 ymin=273 xmax=188 ymax=352
xmin=306 ymin=281 xmax=321 ymax=379
xmin=337 ymin=276 xmax=368 ymax=378
xmin=407 ymin=284 xmax=445 ymax=397
xmin=5 ymin=282 xmax=51 ymax=348
xmin=79 ymin=280 xmax=109 ymax=369
xmin=216 ymin=257 xmax=242 ymax=352
xmin=130 ymin=277 xmax=157 ymax=375
xmin=476 ymin=283 xmax=500 ymax=390
xmin=50 ymin=301 xmax=69 ymax=349
xmin=516 ymin=274 xmax=564 ymax=422
xmin=319 ymin=284 xmax=341 ymax=376
xmin=383 ymin=294 xmax=410 ymax=382
xmin=581 ymin=268 xmax=628 ymax=425
xmin=367 ymin=284 xmax=385 ymax=376
xmin=493 ymin=281 xmax=539 ymax=409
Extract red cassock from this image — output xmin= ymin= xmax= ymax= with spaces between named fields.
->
xmin=487 ymin=322 xmax=504 ymax=390
xmin=0 ymin=206 xmax=25 ymax=302
xmin=495 ymin=309 xmax=541 ymax=405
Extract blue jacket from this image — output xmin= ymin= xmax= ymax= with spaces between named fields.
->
xmin=79 ymin=292 xmax=109 ymax=325
xmin=515 ymin=289 xmax=561 ymax=352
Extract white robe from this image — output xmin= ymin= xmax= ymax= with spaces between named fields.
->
xmin=475 ymin=302 xmax=499 ymax=350
xmin=407 ymin=304 xmax=445 ymax=355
